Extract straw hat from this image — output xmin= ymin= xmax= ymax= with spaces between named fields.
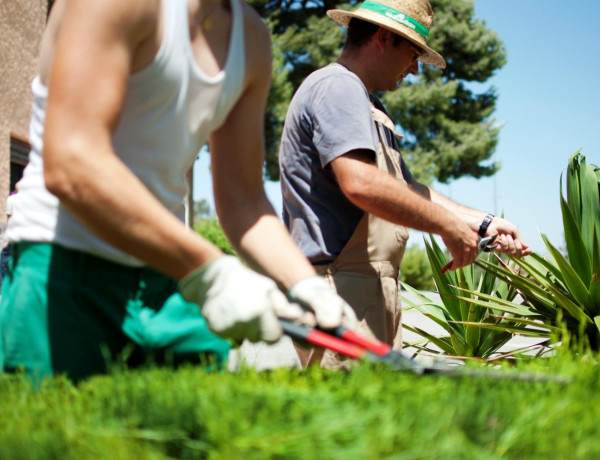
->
xmin=327 ymin=0 xmax=446 ymax=69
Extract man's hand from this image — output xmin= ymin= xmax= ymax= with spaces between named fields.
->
xmin=288 ymin=276 xmax=358 ymax=330
xmin=440 ymin=219 xmax=480 ymax=271
xmin=179 ymin=256 xmax=305 ymax=344
xmin=487 ymin=217 xmax=532 ymax=258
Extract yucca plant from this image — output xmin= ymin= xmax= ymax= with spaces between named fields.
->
xmin=402 ymin=235 xmax=549 ymax=360
xmin=474 ymin=151 xmax=600 ymax=350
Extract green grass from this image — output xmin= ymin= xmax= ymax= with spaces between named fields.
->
xmin=1 ymin=354 xmax=599 ymax=459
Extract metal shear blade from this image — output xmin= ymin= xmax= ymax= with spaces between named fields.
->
xmin=478 ymin=234 xmax=498 ymax=253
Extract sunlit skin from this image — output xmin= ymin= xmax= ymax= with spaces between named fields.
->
xmin=379 ymin=38 xmax=422 ymax=91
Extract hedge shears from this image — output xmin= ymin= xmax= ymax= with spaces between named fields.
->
xmin=441 ymin=234 xmax=498 ymax=274
xmin=279 ymin=318 xmax=569 ymax=384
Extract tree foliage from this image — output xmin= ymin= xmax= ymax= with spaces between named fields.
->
xmin=249 ymin=0 xmax=506 ymax=185
xmin=193 ymin=199 xmax=213 ymax=220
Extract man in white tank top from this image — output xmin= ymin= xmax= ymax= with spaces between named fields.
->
xmin=0 ymin=0 xmax=356 ymax=383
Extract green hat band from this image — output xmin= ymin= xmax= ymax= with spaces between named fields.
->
xmin=359 ymin=1 xmax=430 ymax=39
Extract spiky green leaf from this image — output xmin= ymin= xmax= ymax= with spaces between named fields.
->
xmin=543 ymin=234 xmax=592 ymax=309
xmin=477 ymin=257 xmax=589 ymax=324
xmin=455 ymin=322 xmax=549 ymax=338
xmin=560 ymin=194 xmax=592 ymax=285
xmin=451 ymin=292 xmax=537 ymax=316
xmin=580 ymin=161 xmax=600 ymax=255
xmin=425 ymin=236 xmax=462 ymax=319
xmin=565 ymin=151 xmax=582 ymax=224
xmin=407 ymin=325 xmax=457 ymax=355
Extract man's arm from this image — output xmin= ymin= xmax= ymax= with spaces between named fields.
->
xmin=330 ymin=151 xmax=480 ymax=269
xmin=209 ymin=5 xmax=315 ymax=290
xmin=43 ymin=0 xmax=222 ymax=279
xmin=411 ymin=182 xmax=531 ymax=257
xmin=40 ymin=0 xmax=355 ymax=340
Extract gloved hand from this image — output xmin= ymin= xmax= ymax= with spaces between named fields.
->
xmin=288 ymin=276 xmax=357 ymax=330
xmin=179 ymin=255 xmax=304 ymax=344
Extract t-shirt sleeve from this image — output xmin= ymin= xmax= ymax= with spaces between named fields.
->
xmin=310 ymin=74 xmax=377 ymax=168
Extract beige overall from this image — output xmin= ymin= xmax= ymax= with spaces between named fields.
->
xmin=295 ymin=106 xmax=410 ymax=369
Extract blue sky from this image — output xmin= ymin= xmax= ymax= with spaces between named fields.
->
xmin=194 ymin=0 xmax=600 ymax=256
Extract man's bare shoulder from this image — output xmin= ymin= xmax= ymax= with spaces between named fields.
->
xmin=240 ymin=1 xmax=272 ymax=72
xmin=48 ymin=0 xmax=160 ymax=40
xmin=39 ymin=0 xmax=161 ymax=79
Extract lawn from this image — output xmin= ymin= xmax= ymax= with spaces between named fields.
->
xmin=1 ymin=352 xmax=598 ymax=459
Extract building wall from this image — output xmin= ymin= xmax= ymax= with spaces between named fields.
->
xmin=0 ymin=0 xmax=47 ymax=225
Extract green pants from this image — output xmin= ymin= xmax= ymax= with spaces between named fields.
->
xmin=0 ymin=243 xmax=230 ymax=383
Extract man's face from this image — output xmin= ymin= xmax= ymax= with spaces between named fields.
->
xmin=379 ymin=36 xmax=422 ymax=91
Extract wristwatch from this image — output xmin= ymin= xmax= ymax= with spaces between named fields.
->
xmin=478 ymin=213 xmax=494 ymax=238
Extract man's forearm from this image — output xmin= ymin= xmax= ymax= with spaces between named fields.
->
xmin=217 ymin=198 xmax=315 ymax=291
xmin=46 ymin=146 xmax=222 ymax=279
xmin=412 ymin=183 xmax=487 ymax=231
xmin=338 ymin=162 xmax=463 ymax=238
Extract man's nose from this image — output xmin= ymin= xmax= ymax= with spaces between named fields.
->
xmin=410 ymin=60 xmax=420 ymax=75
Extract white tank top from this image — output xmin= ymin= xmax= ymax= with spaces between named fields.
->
xmin=8 ymin=0 xmax=246 ymax=266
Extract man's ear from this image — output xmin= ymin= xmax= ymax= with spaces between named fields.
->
xmin=375 ymin=28 xmax=392 ymax=51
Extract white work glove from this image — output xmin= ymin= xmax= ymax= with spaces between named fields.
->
xmin=179 ymin=256 xmax=304 ymax=344
xmin=288 ymin=276 xmax=357 ymax=330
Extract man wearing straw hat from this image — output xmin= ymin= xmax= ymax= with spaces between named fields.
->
xmin=279 ymin=0 xmax=531 ymax=368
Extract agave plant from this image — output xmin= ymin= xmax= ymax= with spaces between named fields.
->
xmin=402 ymin=235 xmax=549 ymax=360
xmin=475 ymin=151 xmax=600 ymax=350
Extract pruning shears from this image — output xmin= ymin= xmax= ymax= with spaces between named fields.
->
xmin=441 ymin=234 xmax=499 ymax=274
xmin=279 ymin=318 xmax=569 ymax=384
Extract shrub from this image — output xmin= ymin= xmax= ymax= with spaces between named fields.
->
xmin=476 ymin=150 xmax=600 ymax=350
xmin=194 ymin=217 xmax=236 ymax=255
xmin=0 ymin=355 xmax=595 ymax=460
xmin=402 ymin=236 xmax=547 ymax=359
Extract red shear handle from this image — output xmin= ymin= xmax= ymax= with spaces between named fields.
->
xmin=280 ymin=319 xmax=366 ymax=360
xmin=334 ymin=327 xmax=391 ymax=356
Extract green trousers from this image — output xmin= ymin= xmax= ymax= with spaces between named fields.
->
xmin=0 ymin=243 xmax=230 ymax=383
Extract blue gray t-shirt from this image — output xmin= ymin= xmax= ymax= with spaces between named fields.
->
xmin=279 ymin=64 xmax=379 ymax=262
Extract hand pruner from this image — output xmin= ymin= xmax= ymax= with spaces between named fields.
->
xmin=441 ymin=234 xmax=498 ymax=274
